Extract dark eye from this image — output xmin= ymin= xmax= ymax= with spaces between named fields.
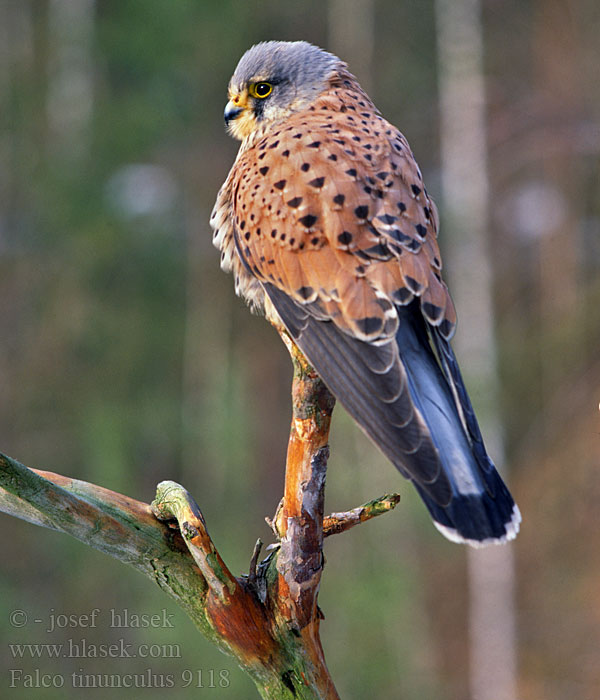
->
xmin=250 ymin=82 xmax=273 ymax=99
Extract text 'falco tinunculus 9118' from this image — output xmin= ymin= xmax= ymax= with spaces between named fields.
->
xmin=210 ymin=40 xmax=520 ymax=546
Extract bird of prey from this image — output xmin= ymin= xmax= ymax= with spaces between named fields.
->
xmin=210 ymin=41 xmax=520 ymax=546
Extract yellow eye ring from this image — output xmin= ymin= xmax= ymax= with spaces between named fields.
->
xmin=249 ymin=82 xmax=273 ymax=99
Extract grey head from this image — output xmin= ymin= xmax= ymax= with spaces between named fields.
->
xmin=224 ymin=41 xmax=345 ymax=140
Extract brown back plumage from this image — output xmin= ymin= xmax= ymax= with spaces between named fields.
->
xmin=228 ymin=79 xmax=456 ymax=344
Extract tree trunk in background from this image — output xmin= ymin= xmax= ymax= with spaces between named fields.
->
xmin=46 ymin=0 xmax=94 ymax=162
xmin=533 ymin=0 xmax=582 ymax=432
xmin=434 ymin=2 xmax=518 ymax=700
xmin=327 ymin=0 xmax=374 ymax=95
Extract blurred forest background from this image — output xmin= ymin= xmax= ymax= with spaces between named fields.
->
xmin=1 ymin=1 xmax=599 ymax=699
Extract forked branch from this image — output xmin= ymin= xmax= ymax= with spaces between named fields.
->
xmin=0 ymin=335 xmax=400 ymax=699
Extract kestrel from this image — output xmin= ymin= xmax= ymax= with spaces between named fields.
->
xmin=210 ymin=41 xmax=520 ymax=546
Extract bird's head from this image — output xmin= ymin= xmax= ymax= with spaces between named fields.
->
xmin=224 ymin=41 xmax=343 ymax=141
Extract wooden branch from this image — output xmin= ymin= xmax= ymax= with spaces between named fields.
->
xmin=152 ymin=480 xmax=238 ymax=602
xmin=0 ymin=454 xmax=218 ymax=633
xmin=0 ymin=333 xmax=400 ymax=699
xmin=323 ymin=493 xmax=401 ymax=537
xmin=272 ymin=331 xmax=339 ymax=698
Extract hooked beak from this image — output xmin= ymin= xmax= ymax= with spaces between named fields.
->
xmin=224 ymin=100 xmax=244 ymax=126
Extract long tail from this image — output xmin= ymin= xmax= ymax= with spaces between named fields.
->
xmin=395 ymin=306 xmax=521 ymax=546
xmin=264 ymin=283 xmax=520 ymax=546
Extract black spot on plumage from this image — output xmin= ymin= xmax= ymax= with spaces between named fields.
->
xmin=440 ymin=319 xmax=454 ymax=339
xmin=244 ymin=231 xmax=250 ymax=240
xmin=308 ymin=177 xmax=325 ymax=188
xmin=374 ymin=297 xmax=392 ymax=312
xmin=301 ymin=163 xmax=311 ymax=172
xmin=240 ymin=220 xmax=246 ymax=230
xmin=415 ymin=223 xmax=428 ymax=238
xmin=259 ymin=166 xmax=269 ymax=176
xmin=364 ymin=242 xmax=392 ymax=259
xmin=397 ymin=202 xmax=407 ymax=213
xmin=333 ymin=194 xmax=345 ymax=206
xmin=308 ymin=141 xmax=321 ymax=148
xmin=364 ymin=186 xmax=372 ymax=195
xmin=289 ymin=238 xmax=295 ymax=246
xmin=377 ymin=213 xmax=397 ymax=225
xmin=423 ymin=207 xmax=431 ymax=220
xmin=271 ymin=229 xmax=278 ymax=238
xmin=274 ymin=179 xmax=287 ymax=190
xmin=355 ymin=316 xmax=383 ymax=335
xmin=405 ymin=239 xmax=422 ymax=252
xmin=268 ymin=140 xmax=280 ymax=149
xmin=287 ymin=197 xmax=303 ymax=208
xmin=297 ymin=286 xmax=315 ymax=300
xmin=392 ymin=287 xmax=413 ymax=304
xmin=390 ymin=228 xmax=411 ymax=244
xmin=299 ymin=214 xmax=318 ymax=228
xmin=280 ymin=233 xmax=286 ymax=241
xmin=405 ymin=276 xmax=424 ymax=294
xmin=354 ymin=205 xmax=369 ymax=219
xmin=411 ymin=184 xmax=422 ymax=197
xmin=422 ymin=302 xmax=444 ymax=322
xmin=376 ymin=171 xmax=389 ymax=181
xmin=346 ymin=168 xmax=357 ymax=177
xmin=282 ymin=149 xmax=290 ymax=157
xmin=311 ymin=236 xmax=320 ymax=246
xmin=338 ymin=231 xmax=353 ymax=245
xmin=328 ymin=154 xmax=338 ymax=161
